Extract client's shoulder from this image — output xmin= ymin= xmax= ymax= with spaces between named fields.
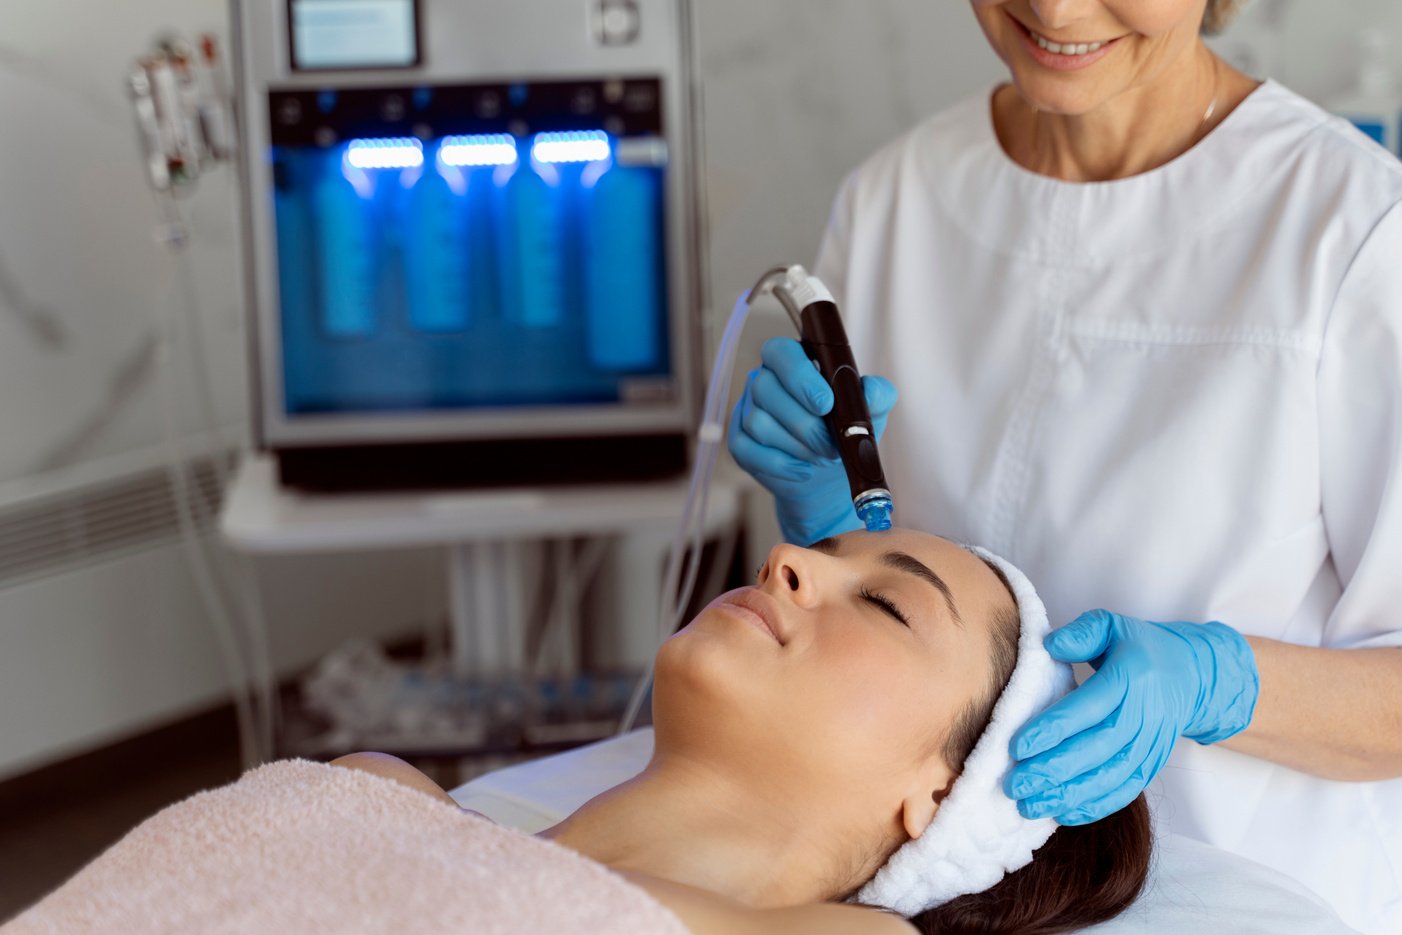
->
xmin=619 ymin=869 xmax=916 ymax=935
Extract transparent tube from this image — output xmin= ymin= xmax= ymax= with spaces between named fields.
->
xmin=618 ymin=278 xmax=777 ymax=734
xmin=153 ymin=201 xmax=267 ymax=767
xmin=155 ymin=247 xmax=262 ymax=768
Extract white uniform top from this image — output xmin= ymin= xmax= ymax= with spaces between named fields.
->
xmin=813 ymin=80 xmax=1402 ymax=934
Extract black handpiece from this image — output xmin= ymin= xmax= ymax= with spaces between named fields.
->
xmin=798 ymin=300 xmax=894 ymax=532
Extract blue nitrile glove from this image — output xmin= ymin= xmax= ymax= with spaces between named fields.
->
xmin=727 ymin=336 xmax=898 ymax=546
xmin=1004 ymin=610 xmax=1260 ymax=826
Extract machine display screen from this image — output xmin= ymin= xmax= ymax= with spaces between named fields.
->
xmin=266 ymin=79 xmax=673 ymax=416
xmin=289 ymin=0 xmax=420 ymax=71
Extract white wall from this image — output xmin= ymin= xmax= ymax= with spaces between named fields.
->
xmin=1 ymin=0 xmax=1400 ymax=774
xmin=1 ymin=1 xmax=245 ymax=484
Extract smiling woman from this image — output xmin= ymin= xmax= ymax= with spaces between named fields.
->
xmin=968 ymin=0 xmax=1263 ymax=179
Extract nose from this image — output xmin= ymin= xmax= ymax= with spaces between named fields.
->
xmin=756 ymin=542 xmax=826 ymax=609
xmin=1027 ymin=0 xmax=1091 ymax=30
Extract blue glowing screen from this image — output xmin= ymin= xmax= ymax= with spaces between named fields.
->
xmin=270 ymin=131 xmax=670 ymax=415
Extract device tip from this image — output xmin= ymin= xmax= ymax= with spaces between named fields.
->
xmin=857 ymin=497 xmax=894 ymax=533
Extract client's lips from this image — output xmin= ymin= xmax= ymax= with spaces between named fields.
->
xmin=710 ymin=587 xmax=786 ymax=645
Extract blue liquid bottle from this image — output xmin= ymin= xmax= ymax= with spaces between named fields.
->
xmin=272 ymin=153 xmax=319 ymax=412
xmin=312 ymin=149 xmax=380 ymax=338
xmin=273 ymin=155 xmax=314 ymax=335
xmin=497 ymin=150 xmax=569 ymax=329
xmin=583 ymin=155 xmax=664 ymax=372
xmin=403 ymin=151 xmax=473 ymax=333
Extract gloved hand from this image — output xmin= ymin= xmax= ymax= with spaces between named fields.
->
xmin=727 ymin=336 xmax=898 ymax=545
xmin=1004 ymin=610 xmax=1260 ymax=826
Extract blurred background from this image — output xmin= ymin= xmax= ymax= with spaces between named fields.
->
xmin=2 ymin=0 xmax=1400 ymax=921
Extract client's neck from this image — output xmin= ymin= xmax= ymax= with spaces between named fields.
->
xmin=539 ymin=753 xmax=862 ymax=908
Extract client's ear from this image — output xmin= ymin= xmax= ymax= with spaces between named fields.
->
xmin=901 ymin=765 xmax=955 ymax=840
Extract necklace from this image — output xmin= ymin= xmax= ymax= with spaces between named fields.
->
xmin=1198 ymin=54 xmax=1223 ymax=137
xmin=1014 ymin=52 xmax=1227 ymax=178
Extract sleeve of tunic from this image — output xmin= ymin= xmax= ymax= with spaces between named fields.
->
xmin=1318 ymin=198 xmax=1402 ymax=650
xmin=811 ymin=171 xmax=860 ymax=307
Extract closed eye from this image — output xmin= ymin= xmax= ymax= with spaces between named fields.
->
xmin=860 ymin=587 xmax=909 ymax=627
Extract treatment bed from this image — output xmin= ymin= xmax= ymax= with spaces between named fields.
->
xmin=453 ymin=729 xmax=1357 ymax=934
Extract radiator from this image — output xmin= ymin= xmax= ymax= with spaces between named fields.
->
xmin=0 ymin=451 xmax=440 ymax=781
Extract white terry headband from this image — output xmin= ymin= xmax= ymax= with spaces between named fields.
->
xmin=854 ymin=546 xmax=1076 ymax=917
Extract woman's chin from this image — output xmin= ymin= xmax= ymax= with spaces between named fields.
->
xmin=653 ymin=628 xmax=753 ymax=721
xmin=650 ymin=632 xmax=790 ymax=756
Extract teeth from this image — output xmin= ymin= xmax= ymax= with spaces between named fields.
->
xmin=1033 ymin=32 xmax=1104 ymax=56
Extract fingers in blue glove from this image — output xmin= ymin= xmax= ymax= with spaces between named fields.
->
xmin=860 ymin=374 xmax=899 ymax=432
xmin=727 ymin=377 xmax=814 ymax=483
xmin=1006 ymin=701 xmax=1134 ymax=800
xmin=1017 ymin=728 xmax=1176 ymax=824
xmin=1010 ymin=662 xmax=1129 ymax=762
xmin=760 ymin=337 xmax=834 ymax=416
xmin=1044 ymin=609 xmax=1118 ymax=665
xmin=750 ymin=366 xmax=840 ymax=460
xmin=742 ymin=377 xmax=831 ymax=463
xmin=1056 ymin=766 xmax=1155 ymax=827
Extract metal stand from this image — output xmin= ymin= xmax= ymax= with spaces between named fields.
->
xmin=447 ymin=542 xmax=527 ymax=678
xmin=219 ymin=455 xmax=743 ymax=761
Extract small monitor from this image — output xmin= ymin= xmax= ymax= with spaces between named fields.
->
xmin=289 ymin=0 xmax=421 ymax=71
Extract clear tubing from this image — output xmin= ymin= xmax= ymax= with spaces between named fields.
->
xmin=157 ymin=191 xmax=233 ymax=496
xmin=617 ymin=282 xmax=766 ymax=734
xmin=154 ymin=198 xmax=269 ymax=766
xmin=155 ymin=248 xmax=263 ymax=769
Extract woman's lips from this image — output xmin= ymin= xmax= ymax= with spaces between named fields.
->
xmin=1008 ymin=12 xmax=1122 ymax=72
xmin=708 ymin=587 xmax=785 ymax=645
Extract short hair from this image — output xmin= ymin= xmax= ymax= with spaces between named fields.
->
xmin=1202 ymin=0 xmax=1246 ymax=35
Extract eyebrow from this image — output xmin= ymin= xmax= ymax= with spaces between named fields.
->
xmin=881 ymin=551 xmax=964 ymax=628
xmin=807 ymin=537 xmax=964 ymax=628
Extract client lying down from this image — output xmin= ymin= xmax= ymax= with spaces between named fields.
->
xmin=12 ymin=530 xmax=1151 ymax=935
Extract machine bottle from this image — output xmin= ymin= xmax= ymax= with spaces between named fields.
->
xmin=496 ymin=150 xmax=569 ymax=329
xmin=583 ymin=154 xmax=665 ymax=373
xmin=313 ymin=149 xmax=380 ymax=338
xmin=403 ymin=151 xmax=474 ymax=333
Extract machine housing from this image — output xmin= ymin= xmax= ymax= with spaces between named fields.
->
xmin=232 ymin=0 xmax=705 ymax=490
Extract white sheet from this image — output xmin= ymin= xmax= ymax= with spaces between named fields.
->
xmin=452 ymin=730 xmax=1357 ymax=934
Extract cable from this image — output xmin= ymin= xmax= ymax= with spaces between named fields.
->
xmin=129 ymin=33 xmax=269 ymax=763
xmin=155 ymin=190 xmax=233 ymax=494
xmin=618 ymin=285 xmax=761 ymax=733
xmin=170 ymin=217 xmax=277 ymax=759
xmin=153 ymin=215 xmax=262 ymax=769
xmin=152 ymin=196 xmax=274 ymax=767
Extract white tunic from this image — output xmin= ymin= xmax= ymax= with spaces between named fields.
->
xmin=813 ymin=80 xmax=1402 ymax=934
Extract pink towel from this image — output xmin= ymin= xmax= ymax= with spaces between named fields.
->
xmin=6 ymin=759 xmax=688 ymax=935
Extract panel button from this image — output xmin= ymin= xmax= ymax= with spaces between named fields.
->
xmin=595 ymin=0 xmax=641 ymax=46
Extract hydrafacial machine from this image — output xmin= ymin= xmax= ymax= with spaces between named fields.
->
xmin=156 ymin=0 xmax=895 ymax=759
xmin=233 ymin=0 xmax=705 ymax=491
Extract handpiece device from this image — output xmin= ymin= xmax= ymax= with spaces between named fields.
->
xmin=758 ymin=266 xmax=895 ymax=533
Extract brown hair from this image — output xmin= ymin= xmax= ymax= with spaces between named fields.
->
xmin=1202 ymin=0 xmax=1246 ymax=35
xmin=942 ymin=560 xmax=1020 ymax=770
xmin=899 ymin=556 xmax=1153 ymax=933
